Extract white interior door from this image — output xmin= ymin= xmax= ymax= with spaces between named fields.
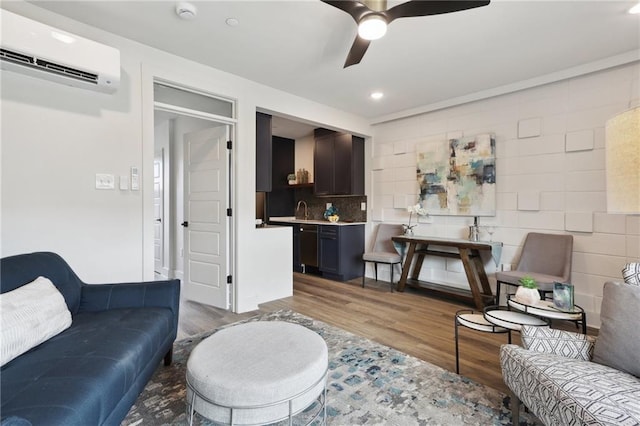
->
xmin=153 ymin=151 xmax=164 ymax=277
xmin=183 ymin=125 xmax=229 ymax=309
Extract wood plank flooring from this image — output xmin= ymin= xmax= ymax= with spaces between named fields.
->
xmin=178 ymin=272 xmax=596 ymax=394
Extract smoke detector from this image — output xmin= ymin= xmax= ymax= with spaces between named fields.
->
xmin=176 ymin=2 xmax=197 ymax=20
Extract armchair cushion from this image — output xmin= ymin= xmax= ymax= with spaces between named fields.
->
xmin=501 ymin=344 xmax=640 ymax=425
xmin=495 ymin=270 xmax=566 ymax=292
xmin=593 ymin=281 xmax=640 ymax=378
xmin=520 ymin=325 xmax=594 ymax=361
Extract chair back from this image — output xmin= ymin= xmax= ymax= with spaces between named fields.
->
xmin=370 ymin=223 xmax=404 ymax=253
xmin=516 ymin=233 xmax=573 ymax=281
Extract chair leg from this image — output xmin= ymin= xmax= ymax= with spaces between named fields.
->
xmin=374 ymin=263 xmax=378 ymax=281
xmin=454 ymin=316 xmax=460 ymax=374
xmin=390 ymin=263 xmax=394 ymax=292
xmin=362 ymin=261 xmax=366 ymax=288
xmin=510 ymin=390 xmax=520 ymax=425
xmin=496 ymin=281 xmax=501 ymax=305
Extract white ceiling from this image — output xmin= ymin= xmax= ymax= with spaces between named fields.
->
xmin=25 ymin=1 xmax=640 ymax=123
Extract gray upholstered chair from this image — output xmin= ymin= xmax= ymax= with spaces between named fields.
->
xmin=495 ymin=232 xmax=573 ymax=305
xmin=362 ymin=223 xmax=403 ymax=292
xmin=501 ymin=279 xmax=640 ymax=425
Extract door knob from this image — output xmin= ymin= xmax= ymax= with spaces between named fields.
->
xmin=181 ymin=221 xmax=189 ymax=227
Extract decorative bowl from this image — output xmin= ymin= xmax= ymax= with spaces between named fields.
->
xmin=328 ymin=215 xmax=339 ymax=223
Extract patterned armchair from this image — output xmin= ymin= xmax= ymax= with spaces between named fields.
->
xmin=500 ymin=279 xmax=640 ymax=425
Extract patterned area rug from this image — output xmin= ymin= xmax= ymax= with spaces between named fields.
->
xmin=122 ymin=310 xmax=541 ymax=425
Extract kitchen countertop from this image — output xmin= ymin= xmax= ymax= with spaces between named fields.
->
xmin=269 ymin=216 xmax=366 ymax=226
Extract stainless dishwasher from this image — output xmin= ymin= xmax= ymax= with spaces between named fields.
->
xmin=299 ymin=224 xmax=318 ymax=268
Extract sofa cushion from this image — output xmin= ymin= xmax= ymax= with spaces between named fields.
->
xmin=0 ymin=307 xmax=174 ymax=425
xmin=593 ymin=281 xmax=640 ymax=378
xmin=1 ymin=277 xmax=72 ymax=367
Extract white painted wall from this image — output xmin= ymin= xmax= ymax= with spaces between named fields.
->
xmin=369 ymin=62 xmax=640 ymax=327
xmin=0 ymin=3 xmax=371 ymax=312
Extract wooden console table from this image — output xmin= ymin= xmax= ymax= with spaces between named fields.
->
xmin=392 ymin=235 xmax=500 ymax=310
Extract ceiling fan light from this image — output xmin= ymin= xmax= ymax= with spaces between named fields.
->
xmin=358 ymin=15 xmax=387 ymax=40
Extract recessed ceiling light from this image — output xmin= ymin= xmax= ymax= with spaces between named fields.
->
xmin=370 ymin=92 xmax=384 ymax=100
xmin=629 ymin=3 xmax=640 ymax=14
xmin=176 ymin=2 xmax=197 ymax=20
xmin=226 ymin=17 xmax=239 ymax=26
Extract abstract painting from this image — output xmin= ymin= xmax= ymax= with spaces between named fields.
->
xmin=416 ymin=134 xmax=496 ymax=216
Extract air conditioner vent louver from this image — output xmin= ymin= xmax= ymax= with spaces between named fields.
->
xmin=36 ymin=58 xmax=98 ymax=83
xmin=1 ymin=48 xmax=98 ymax=84
xmin=0 ymin=48 xmax=34 ymax=65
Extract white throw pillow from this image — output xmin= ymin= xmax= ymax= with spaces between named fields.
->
xmin=1 ymin=276 xmax=72 ymax=367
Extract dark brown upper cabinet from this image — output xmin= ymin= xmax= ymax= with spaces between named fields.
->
xmin=313 ymin=129 xmax=364 ymax=196
xmin=255 ymin=112 xmax=272 ymax=192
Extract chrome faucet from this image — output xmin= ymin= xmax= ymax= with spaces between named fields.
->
xmin=296 ymin=200 xmax=308 ymax=220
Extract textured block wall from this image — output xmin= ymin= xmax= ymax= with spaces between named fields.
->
xmin=369 ymin=63 xmax=640 ymax=327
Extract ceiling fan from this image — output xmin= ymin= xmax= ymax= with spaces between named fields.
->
xmin=322 ymin=0 xmax=491 ymax=68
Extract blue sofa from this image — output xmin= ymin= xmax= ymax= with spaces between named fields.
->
xmin=0 ymin=252 xmax=180 ymax=426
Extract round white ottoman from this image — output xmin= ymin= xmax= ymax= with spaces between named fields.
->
xmin=186 ymin=321 xmax=328 ymax=425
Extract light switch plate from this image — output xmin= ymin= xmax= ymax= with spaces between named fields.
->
xmin=119 ymin=175 xmax=130 ymax=190
xmin=95 ymin=174 xmax=115 ymax=189
xmin=361 ymin=202 xmax=366 ymax=211
xmin=131 ymin=166 xmax=140 ymax=191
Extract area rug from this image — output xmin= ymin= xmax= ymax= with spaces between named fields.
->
xmin=122 ymin=310 xmax=541 ymax=425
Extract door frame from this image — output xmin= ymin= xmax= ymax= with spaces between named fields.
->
xmin=153 ymin=148 xmax=167 ymax=278
xmin=143 ymin=71 xmax=237 ymax=309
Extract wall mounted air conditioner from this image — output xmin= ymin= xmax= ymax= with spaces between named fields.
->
xmin=0 ymin=10 xmax=120 ymax=94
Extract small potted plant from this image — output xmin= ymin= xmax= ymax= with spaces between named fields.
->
xmin=515 ymin=275 xmax=540 ymax=305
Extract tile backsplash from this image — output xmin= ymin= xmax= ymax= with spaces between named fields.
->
xmin=293 ymin=187 xmax=366 ymax=222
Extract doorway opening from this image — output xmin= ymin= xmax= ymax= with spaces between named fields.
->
xmin=153 ymin=80 xmax=235 ymax=310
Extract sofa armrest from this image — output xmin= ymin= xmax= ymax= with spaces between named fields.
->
xmin=520 ymin=325 xmax=595 ymax=361
xmin=78 ymin=279 xmax=180 ymax=324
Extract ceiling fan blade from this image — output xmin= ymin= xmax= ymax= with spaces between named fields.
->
xmin=385 ymin=1 xmax=490 ymax=23
xmin=321 ymin=0 xmax=372 ymax=23
xmin=344 ymin=36 xmax=371 ymax=68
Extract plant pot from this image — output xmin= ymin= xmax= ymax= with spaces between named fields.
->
xmin=515 ymin=286 xmax=540 ymax=306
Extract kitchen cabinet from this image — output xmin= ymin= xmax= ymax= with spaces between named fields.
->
xmin=256 ymin=112 xmax=272 ymax=192
xmin=292 ymin=224 xmax=302 ymax=273
xmin=266 ymin=136 xmax=295 ymax=218
xmin=314 ymin=129 xmax=364 ymax=196
xmin=318 ymin=224 xmax=364 ymax=281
